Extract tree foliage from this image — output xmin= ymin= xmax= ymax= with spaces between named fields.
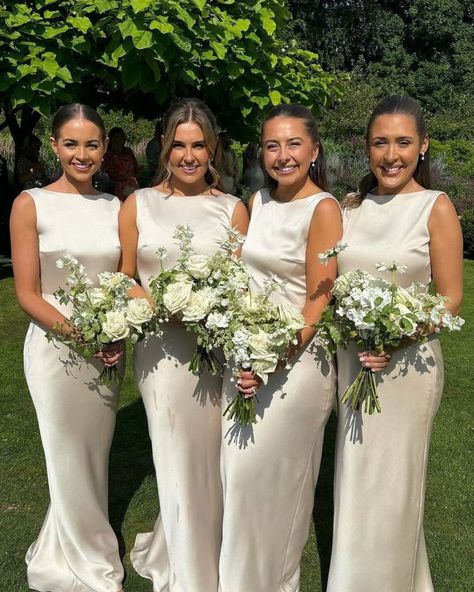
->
xmin=0 ymin=0 xmax=340 ymax=143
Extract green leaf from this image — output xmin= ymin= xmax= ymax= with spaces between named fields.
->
xmin=210 ymin=41 xmax=226 ymax=59
xmin=118 ymin=19 xmax=138 ymax=39
xmin=122 ymin=59 xmax=141 ymax=89
xmin=132 ymin=29 xmax=153 ymax=49
xmin=226 ymin=62 xmax=244 ymax=77
xmin=261 ymin=15 xmax=276 ymax=35
xmin=131 ymin=0 xmax=152 ymax=13
xmin=193 ymin=0 xmax=207 ymax=10
xmin=68 ymin=16 xmax=92 ymax=34
xmin=57 ymin=66 xmax=73 ymax=83
xmin=43 ymin=25 xmax=69 ymax=39
xmin=233 ymin=19 xmax=251 ymax=35
xmin=150 ymin=19 xmax=174 ymax=34
xmin=269 ymin=90 xmax=281 ymax=105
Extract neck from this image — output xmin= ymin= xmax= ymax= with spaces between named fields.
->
xmin=53 ymin=172 xmax=96 ymax=195
xmin=168 ymin=177 xmax=209 ymax=196
xmin=376 ymin=178 xmax=424 ymax=196
xmin=272 ymin=176 xmax=321 ymax=202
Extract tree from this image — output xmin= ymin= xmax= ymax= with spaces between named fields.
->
xmin=0 ymin=0 xmax=340 ymax=153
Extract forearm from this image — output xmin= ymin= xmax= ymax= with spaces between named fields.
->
xmin=16 ymin=292 xmax=70 ymax=334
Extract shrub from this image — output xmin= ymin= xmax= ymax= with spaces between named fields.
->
xmin=461 ymin=209 xmax=474 ymax=260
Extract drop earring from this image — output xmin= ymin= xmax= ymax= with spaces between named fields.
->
xmin=420 ymin=153 xmax=425 ymax=161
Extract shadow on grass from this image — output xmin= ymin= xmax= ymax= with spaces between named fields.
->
xmin=108 ymin=397 xmax=154 ymax=564
xmin=313 ymin=409 xmax=336 ymax=589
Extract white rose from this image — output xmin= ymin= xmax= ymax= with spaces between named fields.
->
xmin=186 ymin=254 xmax=211 ymax=279
xmin=88 ymin=287 xmax=107 ymax=307
xmin=206 ymin=312 xmax=230 ymax=329
xmin=163 ymin=281 xmax=193 ymax=315
xmin=240 ymin=291 xmax=262 ymax=313
xmin=126 ymin=298 xmax=154 ymax=331
xmin=251 ymin=354 xmax=279 ymax=383
xmin=248 ymin=329 xmax=272 ymax=358
xmin=102 ymin=310 xmax=130 ymax=341
xmin=277 ymin=302 xmax=305 ymax=331
xmin=181 ymin=289 xmax=215 ymax=322
xmin=332 ymin=270 xmax=365 ymax=298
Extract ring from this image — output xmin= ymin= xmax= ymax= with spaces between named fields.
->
xmin=251 ymin=386 xmax=257 ymax=395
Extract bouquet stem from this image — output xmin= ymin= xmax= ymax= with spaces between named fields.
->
xmin=189 ymin=345 xmax=221 ymax=376
xmin=341 ymin=367 xmax=381 ymax=414
xmin=224 ymin=393 xmax=257 ymax=425
xmin=98 ymin=364 xmax=120 ymax=385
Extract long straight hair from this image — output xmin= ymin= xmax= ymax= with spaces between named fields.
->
xmin=155 ymin=98 xmax=223 ymax=191
xmin=345 ymin=95 xmax=431 ymax=208
xmin=261 ymin=103 xmax=328 ymax=192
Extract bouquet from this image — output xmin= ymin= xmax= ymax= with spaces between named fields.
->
xmin=316 ymin=260 xmax=464 ymax=414
xmin=221 ymin=276 xmax=306 ymax=425
xmin=148 ymin=224 xmax=249 ymax=375
xmin=47 ymin=253 xmax=154 ymax=382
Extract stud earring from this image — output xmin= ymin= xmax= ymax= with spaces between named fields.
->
xmin=420 ymin=153 xmax=425 ymax=161
xmin=310 ymin=161 xmax=316 ymax=169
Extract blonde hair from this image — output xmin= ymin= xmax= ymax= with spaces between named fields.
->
xmin=155 ymin=98 xmax=224 ymax=192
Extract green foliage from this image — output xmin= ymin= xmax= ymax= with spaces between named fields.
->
xmin=0 ymin=0 xmax=340 ymax=141
xmin=460 ymin=209 xmax=474 ymax=260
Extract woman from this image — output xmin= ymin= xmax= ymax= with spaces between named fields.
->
xmin=327 ymin=95 xmax=463 ymax=591
xmin=102 ymin=127 xmax=140 ymax=201
xmin=119 ymin=98 xmax=249 ymax=591
xmin=10 ymin=104 xmax=124 ymax=592
xmin=219 ymin=104 xmax=342 ymax=592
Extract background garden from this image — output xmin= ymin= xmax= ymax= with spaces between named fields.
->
xmin=0 ymin=0 xmax=473 ymax=590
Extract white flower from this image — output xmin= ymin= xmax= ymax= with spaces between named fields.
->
xmin=276 ymin=302 xmax=305 ymax=331
xmin=181 ymin=288 xmax=215 ymax=322
xmin=126 ymin=298 xmax=154 ymax=331
xmin=248 ymin=329 xmax=272 ymax=358
xmin=102 ymin=310 xmax=130 ymax=341
xmin=375 ymin=261 xmax=407 ymax=274
xmin=98 ymin=271 xmax=134 ymax=290
xmin=163 ymin=280 xmax=193 ymax=315
xmin=185 ymin=254 xmax=211 ymax=279
xmin=88 ymin=287 xmax=107 ymax=306
xmin=206 ymin=312 xmax=230 ymax=329
xmin=240 ymin=291 xmax=262 ymax=313
xmin=251 ymin=354 xmax=279 ymax=383
xmin=318 ymin=241 xmax=348 ymax=265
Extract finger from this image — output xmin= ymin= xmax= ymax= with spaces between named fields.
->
xmin=237 ymin=378 xmax=260 ymax=389
xmin=239 ymin=385 xmax=258 ymax=398
xmin=239 ymin=370 xmax=255 ymax=379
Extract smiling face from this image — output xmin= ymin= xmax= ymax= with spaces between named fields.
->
xmin=368 ymin=113 xmax=429 ymax=195
xmin=262 ymin=116 xmax=319 ymax=188
xmin=167 ymin=121 xmax=211 ymax=193
xmin=50 ymin=118 xmax=107 ymax=184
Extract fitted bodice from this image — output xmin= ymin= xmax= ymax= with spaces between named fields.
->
xmin=26 ymin=188 xmax=121 ymax=301
xmin=241 ymin=188 xmax=338 ymax=309
xmin=135 ymin=188 xmax=240 ymax=291
xmin=339 ymin=190 xmax=444 ymax=287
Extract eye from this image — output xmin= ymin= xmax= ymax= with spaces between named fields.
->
xmin=193 ymin=143 xmax=206 ymax=149
xmin=265 ymin=143 xmax=278 ymax=151
xmin=372 ymin=139 xmax=386 ymax=146
xmin=289 ymin=141 xmax=301 ymax=148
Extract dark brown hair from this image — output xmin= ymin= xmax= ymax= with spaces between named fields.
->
xmin=51 ymin=104 xmax=106 ymax=140
xmin=262 ymin=103 xmax=328 ymax=192
xmin=345 ymin=95 xmax=431 ymax=208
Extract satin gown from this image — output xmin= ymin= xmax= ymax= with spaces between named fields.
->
xmin=219 ymin=189 xmax=337 ymax=592
xmin=327 ymin=190 xmax=446 ymax=592
xmin=23 ymin=188 xmax=123 ymax=592
xmin=130 ymin=188 xmax=240 ymax=592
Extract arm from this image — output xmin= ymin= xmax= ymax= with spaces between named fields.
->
xmin=118 ymin=193 xmax=149 ymax=299
xmin=428 ymin=194 xmax=463 ymax=314
xmin=231 ymin=200 xmax=250 ymax=257
xmin=10 ymin=192 xmax=70 ymax=332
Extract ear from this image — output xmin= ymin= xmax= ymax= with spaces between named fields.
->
xmin=103 ymin=137 xmax=110 ymax=152
xmin=420 ymin=134 xmax=429 ymax=157
xmin=312 ymin=143 xmax=320 ymax=163
xmin=49 ymin=136 xmax=58 ymax=156
xmin=161 ymin=134 xmax=165 ymax=145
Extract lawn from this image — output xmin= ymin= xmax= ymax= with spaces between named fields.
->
xmin=1 ymin=262 xmax=473 ymax=591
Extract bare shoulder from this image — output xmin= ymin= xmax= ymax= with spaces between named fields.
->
xmin=312 ymin=196 xmax=342 ymax=222
xmin=429 ymin=193 xmax=458 ymax=223
xmin=11 ymin=191 xmax=35 ymax=215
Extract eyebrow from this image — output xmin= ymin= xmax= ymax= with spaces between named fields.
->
xmin=264 ymin=136 xmax=304 ymax=143
xmin=61 ymin=138 xmax=101 ymax=143
xmin=172 ymin=139 xmax=206 ymax=144
xmin=371 ymin=135 xmax=414 ymax=141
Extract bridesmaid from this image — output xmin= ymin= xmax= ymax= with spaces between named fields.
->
xmin=10 ymin=105 xmax=124 ymax=591
xmin=119 ymin=98 xmax=249 ymax=591
xmin=327 ymin=95 xmax=463 ymax=591
xmin=219 ymin=104 xmax=342 ymax=592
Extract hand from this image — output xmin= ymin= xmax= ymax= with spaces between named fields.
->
xmin=357 ymin=350 xmax=391 ymax=372
xmin=95 ymin=341 xmax=124 ymax=367
xmin=236 ymin=369 xmax=262 ymax=398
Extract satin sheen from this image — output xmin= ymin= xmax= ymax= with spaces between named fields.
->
xmin=130 ymin=188 xmax=240 ymax=592
xmin=219 ymin=189 xmax=337 ymax=592
xmin=23 ymin=188 xmax=123 ymax=592
xmin=327 ymin=190 xmax=446 ymax=592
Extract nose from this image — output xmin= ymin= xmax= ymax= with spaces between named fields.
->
xmin=75 ymin=145 xmax=87 ymax=160
xmin=276 ymin=146 xmax=289 ymax=163
xmin=384 ymin=142 xmax=397 ymax=162
xmin=183 ymin=146 xmax=195 ymax=162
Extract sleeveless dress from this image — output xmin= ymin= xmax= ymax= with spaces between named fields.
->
xmin=219 ymin=188 xmax=337 ymax=592
xmin=130 ymin=188 xmax=240 ymax=592
xmin=327 ymin=190 xmax=445 ymax=592
xmin=23 ymin=188 xmax=123 ymax=592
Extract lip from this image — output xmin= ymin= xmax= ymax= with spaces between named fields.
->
xmin=273 ymin=165 xmax=297 ymax=175
xmin=380 ymin=164 xmax=404 ymax=176
xmin=180 ymin=164 xmax=199 ymax=174
xmin=71 ymin=162 xmax=93 ymax=171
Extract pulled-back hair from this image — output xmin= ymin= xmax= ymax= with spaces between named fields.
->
xmin=262 ymin=103 xmax=328 ymax=192
xmin=345 ymin=95 xmax=431 ymax=209
xmin=51 ymin=104 xmax=106 ymax=140
xmin=155 ymin=98 xmax=223 ymax=191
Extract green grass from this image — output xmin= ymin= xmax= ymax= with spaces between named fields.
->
xmin=1 ymin=262 xmax=473 ymax=591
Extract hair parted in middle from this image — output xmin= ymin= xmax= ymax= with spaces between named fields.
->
xmin=261 ymin=103 xmax=328 ymax=192
xmin=155 ymin=98 xmax=224 ymax=191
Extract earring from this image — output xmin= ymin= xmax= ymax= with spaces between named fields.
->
xmin=310 ymin=161 xmax=316 ymax=169
xmin=420 ymin=153 xmax=425 ymax=161
xmin=56 ymin=156 xmax=60 ymax=162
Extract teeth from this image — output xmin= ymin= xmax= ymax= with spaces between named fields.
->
xmin=277 ymin=166 xmax=295 ymax=172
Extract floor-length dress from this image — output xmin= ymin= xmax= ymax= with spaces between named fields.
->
xmin=23 ymin=188 xmax=124 ymax=592
xmin=327 ymin=190 xmax=446 ymax=592
xmin=130 ymin=188 xmax=240 ymax=592
xmin=219 ymin=189 xmax=337 ymax=592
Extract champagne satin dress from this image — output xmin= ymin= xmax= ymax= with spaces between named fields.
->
xmin=219 ymin=189 xmax=337 ymax=592
xmin=130 ymin=188 xmax=240 ymax=592
xmin=23 ymin=188 xmax=123 ymax=592
xmin=327 ymin=190 xmax=446 ymax=592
